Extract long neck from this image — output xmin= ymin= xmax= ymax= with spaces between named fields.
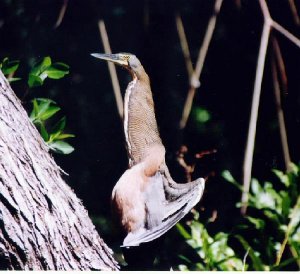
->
xmin=123 ymin=69 xmax=162 ymax=167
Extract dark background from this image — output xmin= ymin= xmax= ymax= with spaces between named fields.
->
xmin=1 ymin=0 xmax=300 ymax=267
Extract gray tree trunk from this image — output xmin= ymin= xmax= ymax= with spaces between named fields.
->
xmin=0 ymin=71 xmax=118 ymax=270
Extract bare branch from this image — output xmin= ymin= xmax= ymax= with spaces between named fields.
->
xmin=98 ymin=20 xmax=124 ymax=119
xmin=54 ymin=0 xmax=69 ymax=29
xmin=175 ymin=14 xmax=194 ymax=79
xmin=179 ymin=0 xmax=223 ymax=129
xmin=241 ymin=0 xmax=300 ymax=214
xmin=272 ymin=20 xmax=300 ymax=48
xmin=288 ymin=0 xmax=300 ymax=26
xmin=271 ymin=37 xmax=288 ymax=93
xmin=271 ymin=41 xmax=292 ymax=172
xmin=241 ymin=1 xmax=271 ymax=214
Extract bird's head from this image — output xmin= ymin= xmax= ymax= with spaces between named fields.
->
xmin=91 ymin=53 xmax=142 ymax=71
xmin=91 ymin=52 xmax=149 ymax=82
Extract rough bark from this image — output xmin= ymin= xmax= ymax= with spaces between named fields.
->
xmin=0 ymin=71 xmax=118 ymax=270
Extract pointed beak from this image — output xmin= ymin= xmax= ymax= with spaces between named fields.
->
xmin=91 ymin=53 xmax=129 ymax=67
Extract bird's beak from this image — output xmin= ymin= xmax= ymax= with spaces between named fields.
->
xmin=91 ymin=53 xmax=129 ymax=67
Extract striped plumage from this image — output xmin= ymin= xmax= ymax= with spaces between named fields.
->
xmin=92 ymin=53 xmax=205 ymax=247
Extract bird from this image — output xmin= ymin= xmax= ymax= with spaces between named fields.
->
xmin=91 ymin=53 xmax=205 ymax=248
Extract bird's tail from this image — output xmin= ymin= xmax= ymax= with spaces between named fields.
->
xmin=123 ymin=165 xmax=205 ymax=247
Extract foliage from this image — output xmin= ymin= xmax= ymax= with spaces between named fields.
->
xmin=0 ymin=57 xmax=21 ymax=82
xmin=30 ymin=98 xmax=74 ymax=154
xmin=177 ymin=164 xmax=300 ymax=271
xmin=1 ymin=57 xmax=74 ymax=154
xmin=176 ymin=210 xmax=244 ymax=271
xmin=28 ymin=56 xmax=69 ymax=88
xmin=226 ymin=163 xmax=300 ymax=270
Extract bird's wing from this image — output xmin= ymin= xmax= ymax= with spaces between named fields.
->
xmin=122 ymin=168 xmax=205 ymax=247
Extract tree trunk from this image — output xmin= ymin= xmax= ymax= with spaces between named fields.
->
xmin=0 ymin=71 xmax=118 ymax=270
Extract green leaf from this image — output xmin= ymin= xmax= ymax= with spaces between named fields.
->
xmin=178 ymin=254 xmax=192 ymax=264
xmin=251 ymin=178 xmax=262 ymax=195
xmin=8 ymin=77 xmax=22 ymax=83
xmin=45 ymin=62 xmax=69 ymax=79
xmin=30 ymin=99 xmax=40 ymax=120
xmin=30 ymin=98 xmax=59 ymax=122
xmin=176 ymin=223 xmax=191 ymax=240
xmin=272 ymin=169 xmax=290 ymax=187
xmin=39 ymin=105 xmax=60 ymax=120
xmin=49 ymin=141 xmax=74 ymax=154
xmin=0 ymin=58 xmax=20 ymax=75
xmin=246 ymin=216 xmax=265 ymax=229
xmin=39 ymin=122 xmax=49 ymax=141
xmin=52 ymin=117 xmax=66 ymax=132
xmin=222 ymin=170 xmax=243 ymax=191
xmin=28 ymin=74 xmax=43 ymax=88
xmin=30 ymin=56 xmax=51 ymax=76
xmin=56 ymin=133 xmax=75 ymax=140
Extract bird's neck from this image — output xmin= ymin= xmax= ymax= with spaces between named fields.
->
xmin=124 ymin=75 xmax=138 ymax=166
xmin=123 ymin=71 xmax=162 ymax=167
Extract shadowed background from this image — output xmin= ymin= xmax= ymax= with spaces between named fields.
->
xmin=1 ymin=0 xmax=300 ymax=267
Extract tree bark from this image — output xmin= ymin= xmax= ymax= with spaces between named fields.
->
xmin=0 ymin=71 xmax=118 ymax=270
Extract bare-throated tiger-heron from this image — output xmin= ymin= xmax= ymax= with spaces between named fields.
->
xmin=91 ymin=53 xmax=205 ymax=247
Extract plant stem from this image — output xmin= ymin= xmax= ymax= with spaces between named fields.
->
xmin=98 ymin=20 xmax=123 ymax=120
xmin=276 ymin=196 xmax=300 ymax=266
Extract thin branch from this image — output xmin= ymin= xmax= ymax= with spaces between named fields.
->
xmin=288 ymin=0 xmax=300 ymax=26
xmin=179 ymin=0 xmax=223 ymax=129
xmin=98 ymin=20 xmax=123 ymax=119
xmin=54 ymin=0 xmax=69 ymax=29
xmin=272 ymin=20 xmax=300 ymax=48
xmin=175 ymin=14 xmax=194 ymax=79
xmin=242 ymin=247 xmax=250 ymax=271
xmin=241 ymin=0 xmax=300 ymax=214
xmin=271 ymin=40 xmax=292 ymax=172
xmin=271 ymin=37 xmax=288 ymax=93
xmin=241 ymin=0 xmax=271 ymax=215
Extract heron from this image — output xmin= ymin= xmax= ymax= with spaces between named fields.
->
xmin=91 ymin=53 xmax=205 ymax=247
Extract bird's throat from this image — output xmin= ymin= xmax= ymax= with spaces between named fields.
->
xmin=124 ymin=76 xmax=137 ymax=167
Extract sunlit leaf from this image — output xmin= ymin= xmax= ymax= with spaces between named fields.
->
xmin=176 ymin=223 xmax=191 ymax=240
xmin=45 ymin=62 xmax=69 ymax=79
xmin=246 ymin=216 xmax=265 ymax=229
xmin=39 ymin=105 xmax=60 ymax=120
xmin=55 ymin=133 xmax=75 ymax=140
xmin=49 ymin=140 xmax=74 ymax=154
xmin=272 ymin=169 xmax=290 ymax=187
xmin=28 ymin=74 xmax=43 ymax=88
xmin=0 ymin=58 xmax=20 ymax=75
xmin=222 ymin=170 xmax=243 ymax=191
xmin=30 ymin=56 xmax=51 ymax=76
xmin=8 ymin=77 xmax=22 ymax=82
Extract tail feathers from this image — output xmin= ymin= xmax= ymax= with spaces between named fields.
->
xmin=123 ymin=208 xmax=186 ymax=247
xmin=122 ymin=170 xmax=205 ymax=247
xmin=163 ymin=176 xmax=205 ymax=219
